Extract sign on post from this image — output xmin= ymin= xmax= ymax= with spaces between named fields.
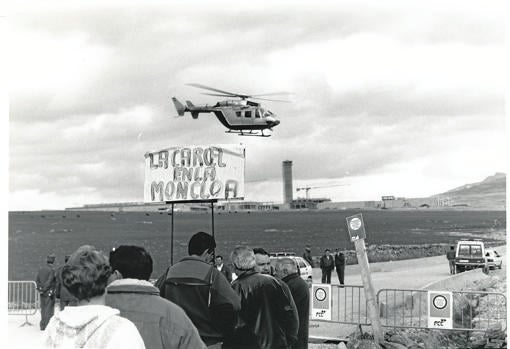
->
xmin=311 ymin=284 xmax=332 ymax=320
xmin=144 ymin=144 xmax=245 ymax=203
xmin=346 ymin=213 xmax=384 ymax=348
xmin=346 ymin=213 xmax=366 ymax=241
xmin=428 ymin=291 xmax=453 ymax=329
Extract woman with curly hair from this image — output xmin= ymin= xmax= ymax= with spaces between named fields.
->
xmin=43 ymin=245 xmax=145 ymax=348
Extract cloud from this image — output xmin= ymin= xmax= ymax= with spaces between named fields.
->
xmin=8 ymin=1 xmax=506 ymax=210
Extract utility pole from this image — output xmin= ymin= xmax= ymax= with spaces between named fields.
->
xmin=346 ymin=213 xmax=384 ymax=348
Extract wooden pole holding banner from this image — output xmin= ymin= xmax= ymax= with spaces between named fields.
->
xmin=170 ymin=203 xmax=174 ymax=265
xmin=346 ymin=214 xmax=384 ymax=348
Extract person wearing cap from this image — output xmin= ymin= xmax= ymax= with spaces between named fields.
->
xmin=319 ymin=249 xmax=334 ymax=284
xmin=36 ymin=253 xmax=57 ymax=330
xmin=55 ymin=255 xmax=78 ymax=310
xmin=334 ymin=248 xmax=346 ymax=286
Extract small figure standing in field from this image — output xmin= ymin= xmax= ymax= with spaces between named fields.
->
xmin=446 ymin=245 xmax=456 ymax=274
xmin=319 ymin=249 xmax=334 ymax=284
xmin=302 ymin=246 xmax=314 ymax=267
xmin=334 ymin=248 xmax=346 ymax=286
xmin=36 ymin=253 xmax=57 ymax=331
xmin=55 ymin=255 xmax=78 ymax=310
xmin=215 ymin=255 xmax=233 ymax=283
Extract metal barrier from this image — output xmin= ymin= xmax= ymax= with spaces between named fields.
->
xmin=312 ymin=285 xmax=371 ymax=325
xmin=377 ymin=288 xmax=507 ymax=331
xmin=8 ymin=281 xmax=39 ymax=326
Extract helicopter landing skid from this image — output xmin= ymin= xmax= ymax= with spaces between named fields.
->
xmin=226 ymin=130 xmax=271 ymax=137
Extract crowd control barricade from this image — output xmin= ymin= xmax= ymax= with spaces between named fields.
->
xmin=377 ymin=288 xmax=507 ymax=331
xmin=312 ymin=284 xmax=371 ymax=325
xmin=8 ymin=281 xmax=39 ymax=326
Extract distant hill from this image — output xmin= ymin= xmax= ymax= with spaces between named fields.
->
xmin=431 ymin=173 xmax=506 ymax=210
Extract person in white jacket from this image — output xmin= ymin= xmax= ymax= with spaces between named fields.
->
xmin=43 ymin=245 xmax=145 ymax=349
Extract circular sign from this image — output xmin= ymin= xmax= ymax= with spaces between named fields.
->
xmin=433 ymin=295 xmax=448 ymax=310
xmin=315 ymin=288 xmax=327 ymax=301
xmin=349 ymin=217 xmax=362 ymax=231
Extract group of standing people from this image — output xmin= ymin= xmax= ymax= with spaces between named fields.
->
xmin=35 ymin=232 xmax=310 ymax=349
xmin=318 ymin=248 xmax=346 ymax=285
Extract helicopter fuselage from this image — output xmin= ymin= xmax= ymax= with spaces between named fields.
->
xmin=172 ymin=97 xmax=280 ymax=132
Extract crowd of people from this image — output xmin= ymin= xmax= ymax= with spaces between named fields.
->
xmin=35 ymin=232 xmax=314 ymax=349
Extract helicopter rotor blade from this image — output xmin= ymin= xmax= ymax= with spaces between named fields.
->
xmin=250 ymin=97 xmax=292 ymax=103
xmin=250 ymin=92 xmax=293 ymax=97
xmin=186 ymin=83 xmax=249 ymax=98
xmin=201 ymin=93 xmax=238 ymax=97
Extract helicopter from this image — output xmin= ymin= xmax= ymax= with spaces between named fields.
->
xmin=172 ymin=83 xmax=291 ymax=137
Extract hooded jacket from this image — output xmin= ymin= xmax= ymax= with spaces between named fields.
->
xmin=106 ymin=278 xmax=206 ymax=349
xmin=43 ymin=304 xmax=145 ymax=348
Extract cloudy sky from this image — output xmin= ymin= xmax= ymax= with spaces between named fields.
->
xmin=7 ymin=0 xmax=506 ymax=210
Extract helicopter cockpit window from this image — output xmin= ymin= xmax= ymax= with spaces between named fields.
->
xmin=236 ymin=111 xmax=241 ymax=117
xmin=263 ymin=110 xmax=273 ymax=117
xmin=244 ymin=111 xmax=252 ymax=118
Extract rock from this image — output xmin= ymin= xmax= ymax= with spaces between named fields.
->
xmin=381 ymin=341 xmax=407 ymax=349
xmin=389 ymin=334 xmax=416 ymax=348
xmin=337 ymin=343 xmax=348 ymax=349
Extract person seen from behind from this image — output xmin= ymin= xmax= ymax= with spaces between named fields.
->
xmin=36 ymin=253 xmax=57 ymax=331
xmin=55 ymin=255 xmax=78 ymax=311
xmin=107 ymin=245 xmax=206 ymax=349
xmin=43 ymin=245 xmax=145 ymax=348
xmin=225 ymin=246 xmax=299 ymax=349
xmin=446 ymin=245 xmax=456 ymax=274
xmin=274 ymin=258 xmax=310 ymax=349
xmin=302 ymin=246 xmax=314 ymax=267
xmin=158 ymin=232 xmax=241 ymax=348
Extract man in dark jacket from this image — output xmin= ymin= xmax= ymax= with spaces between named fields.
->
xmin=215 ymin=255 xmax=232 ymax=283
xmin=334 ymin=248 xmax=346 ymax=286
xmin=446 ymin=245 xmax=456 ymax=274
xmin=226 ymin=246 xmax=299 ymax=349
xmin=35 ymin=253 xmax=56 ymax=330
xmin=302 ymin=246 xmax=314 ymax=267
xmin=55 ymin=255 xmax=78 ymax=310
xmin=319 ymin=249 xmax=334 ymax=284
xmin=158 ymin=232 xmax=241 ymax=348
xmin=274 ymin=258 xmax=310 ymax=349
xmin=106 ymin=245 xmax=206 ymax=349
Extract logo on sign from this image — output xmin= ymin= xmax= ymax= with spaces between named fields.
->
xmin=349 ymin=217 xmax=362 ymax=231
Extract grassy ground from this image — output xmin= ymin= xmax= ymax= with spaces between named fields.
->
xmin=9 ymin=209 xmax=506 ymax=280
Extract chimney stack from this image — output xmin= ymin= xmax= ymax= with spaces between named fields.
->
xmin=282 ymin=160 xmax=293 ymax=205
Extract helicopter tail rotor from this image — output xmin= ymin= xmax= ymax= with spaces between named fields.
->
xmin=172 ymin=97 xmax=186 ymax=116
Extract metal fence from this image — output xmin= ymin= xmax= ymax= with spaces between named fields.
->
xmin=377 ymin=288 xmax=507 ymax=331
xmin=8 ymin=281 xmax=39 ymax=326
xmin=313 ymin=285 xmax=371 ymax=325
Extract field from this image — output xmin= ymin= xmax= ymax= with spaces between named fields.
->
xmin=8 ymin=209 xmax=506 ymax=281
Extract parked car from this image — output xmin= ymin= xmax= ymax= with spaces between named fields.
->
xmin=485 ymin=249 xmax=503 ymax=270
xmin=269 ymin=252 xmax=313 ymax=286
xmin=454 ymin=239 xmax=486 ymax=273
